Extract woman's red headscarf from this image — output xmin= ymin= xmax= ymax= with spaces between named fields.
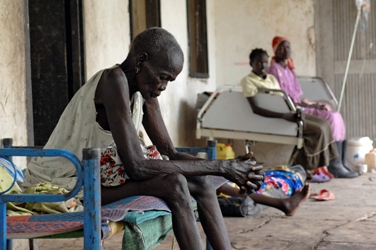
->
xmin=271 ymin=36 xmax=295 ymax=70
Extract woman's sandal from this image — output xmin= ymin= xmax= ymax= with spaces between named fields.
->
xmin=314 ymin=167 xmax=334 ymax=179
xmin=306 ymin=173 xmax=331 ymax=183
xmin=314 ymin=189 xmax=335 ymax=201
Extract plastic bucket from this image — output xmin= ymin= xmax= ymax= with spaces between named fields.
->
xmin=346 ymin=137 xmax=373 ymax=170
xmin=217 ymin=143 xmax=235 ymax=160
xmin=365 ymin=151 xmax=376 ymax=171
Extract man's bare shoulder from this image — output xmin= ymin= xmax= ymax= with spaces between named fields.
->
xmin=97 ymin=66 xmax=129 ymax=94
xmin=96 ymin=66 xmax=130 ymax=104
xmin=101 ymin=66 xmax=127 ymax=84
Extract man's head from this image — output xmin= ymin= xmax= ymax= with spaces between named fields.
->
xmin=130 ymin=28 xmax=184 ymax=100
xmin=249 ymin=48 xmax=269 ymax=79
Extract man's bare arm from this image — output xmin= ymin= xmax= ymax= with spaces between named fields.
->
xmin=96 ymin=68 xmax=262 ymax=190
xmin=141 ymin=97 xmax=263 ymax=190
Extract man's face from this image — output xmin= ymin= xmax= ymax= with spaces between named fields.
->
xmin=136 ymin=51 xmax=184 ymax=100
xmin=251 ymin=54 xmax=269 ymax=78
xmin=275 ymin=41 xmax=291 ymax=60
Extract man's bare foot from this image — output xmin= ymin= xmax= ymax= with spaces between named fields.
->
xmin=282 ymin=184 xmax=310 ymax=216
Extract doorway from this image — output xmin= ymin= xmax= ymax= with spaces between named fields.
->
xmin=27 ymin=0 xmax=85 ymax=146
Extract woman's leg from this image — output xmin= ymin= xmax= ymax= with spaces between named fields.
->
xmin=295 ymin=114 xmax=338 ymax=170
xmin=328 ymin=140 xmax=359 ymax=178
xmin=304 ymin=108 xmax=346 ymax=141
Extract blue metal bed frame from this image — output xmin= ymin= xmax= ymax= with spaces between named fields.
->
xmin=0 ymin=138 xmax=216 ymax=250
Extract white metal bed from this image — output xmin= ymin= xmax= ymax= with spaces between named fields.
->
xmin=196 ymin=76 xmax=337 ymax=153
xmin=196 ymin=85 xmax=304 ymax=149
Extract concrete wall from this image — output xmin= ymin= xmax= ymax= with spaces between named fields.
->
xmin=0 ymin=1 xmax=28 ymax=167
xmin=0 ymin=0 xmax=28 ymax=144
xmin=83 ymin=0 xmax=131 ymax=79
xmin=213 ymin=0 xmax=316 ymax=167
xmin=214 ymin=0 xmax=316 ymax=87
xmin=1 ymin=1 xmax=29 ymax=247
xmin=0 ymin=2 xmax=28 ymax=250
xmin=158 ymin=0 xmax=218 ymax=146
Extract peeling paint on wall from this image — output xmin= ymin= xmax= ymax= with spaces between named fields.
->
xmin=83 ymin=0 xmax=130 ymax=79
xmin=214 ymin=0 xmax=316 ymax=87
xmin=0 ymin=0 xmax=28 ymax=155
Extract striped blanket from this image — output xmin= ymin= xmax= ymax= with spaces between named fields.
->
xmin=6 ymin=176 xmax=228 ymax=239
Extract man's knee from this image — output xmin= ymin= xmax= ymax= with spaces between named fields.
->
xmin=189 ymin=175 xmax=212 ymax=187
xmin=163 ymin=173 xmax=191 ymax=200
xmin=187 ymin=175 xmax=215 ymax=197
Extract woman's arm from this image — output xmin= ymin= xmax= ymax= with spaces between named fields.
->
xmin=301 ymin=98 xmax=332 ymax=111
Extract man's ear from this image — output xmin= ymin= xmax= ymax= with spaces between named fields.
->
xmin=137 ymin=52 xmax=148 ymax=66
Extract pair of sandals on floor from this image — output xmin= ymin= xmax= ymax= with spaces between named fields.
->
xmin=307 ymin=168 xmax=336 ymax=201
xmin=306 ymin=167 xmax=334 ymax=183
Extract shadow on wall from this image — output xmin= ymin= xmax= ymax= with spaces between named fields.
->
xmin=177 ymin=100 xmax=207 ymax=148
xmin=181 ymin=94 xmax=296 ymax=164
xmin=232 ymin=140 xmax=295 ymax=169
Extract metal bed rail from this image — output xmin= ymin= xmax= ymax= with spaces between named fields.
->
xmin=0 ymin=138 xmax=102 ymax=250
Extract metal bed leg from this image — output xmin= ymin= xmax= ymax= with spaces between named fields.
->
xmin=206 ymin=140 xmax=216 ymax=250
xmin=1 ymin=201 xmax=7 ymax=250
xmin=287 ymin=146 xmax=299 ymax=167
xmin=1 ymin=138 xmax=12 ymax=250
xmin=206 ymin=140 xmax=217 ymax=160
xmin=2 ymin=138 xmax=13 ymax=162
xmin=6 ymin=240 xmax=12 ymax=250
xmin=82 ymin=148 xmax=102 ymax=250
xmin=245 ymin=140 xmax=254 ymax=154
xmin=206 ymin=240 xmax=213 ymax=250
xmin=29 ymin=239 xmax=38 ymax=250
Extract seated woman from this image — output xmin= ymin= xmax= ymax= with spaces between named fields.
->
xmin=267 ymin=36 xmax=358 ymax=178
xmin=240 ymin=48 xmax=344 ymax=179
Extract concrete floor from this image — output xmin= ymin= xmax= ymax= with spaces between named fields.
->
xmin=28 ymin=172 xmax=376 ymax=249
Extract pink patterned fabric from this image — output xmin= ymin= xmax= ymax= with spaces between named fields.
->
xmin=268 ymin=62 xmax=345 ymax=141
xmin=100 ymin=144 xmax=163 ymax=187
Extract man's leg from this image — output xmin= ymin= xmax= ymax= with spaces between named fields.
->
xmin=187 ymin=176 xmax=232 ymax=250
xmin=101 ymin=174 xmax=203 ymax=250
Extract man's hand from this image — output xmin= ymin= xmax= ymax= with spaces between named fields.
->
xmin=225 ymin=153 xmax=264 ymax=195
xmin=239 ymin=164 xmax=264 ymax=195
